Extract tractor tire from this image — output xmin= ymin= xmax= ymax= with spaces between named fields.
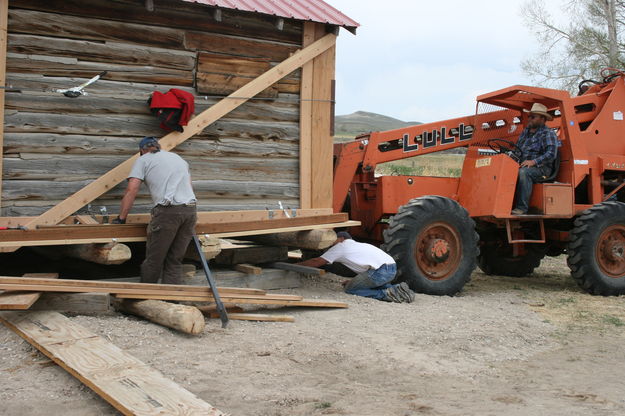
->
xmin=478 ymin=243 xmax=546 ymax=277
xmin=568 ymin=201 xmax=625 ymax=296
xmin=382 ymin=196 xmax=478 ymax=296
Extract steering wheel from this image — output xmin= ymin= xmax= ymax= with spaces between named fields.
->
xmin=487 ymin=138 xmax=523 ymax=162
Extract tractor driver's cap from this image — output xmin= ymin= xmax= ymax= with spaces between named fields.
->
xmin=523 ymin=103 xmax=553 ymax=121
xmin=139 ymin=136 xmax=159 ymax=149
xmin=336 ymin=231 xmax=352 ymax=240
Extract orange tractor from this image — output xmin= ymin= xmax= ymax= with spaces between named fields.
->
xmin=333 ymin=70 xmax=625 ymax=296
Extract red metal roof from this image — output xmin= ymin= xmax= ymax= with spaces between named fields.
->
xmin=182 ymin=0 xmax=359 ymax=33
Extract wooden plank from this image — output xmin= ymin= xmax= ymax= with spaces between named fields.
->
xmin=0 ymin=273 xmax=58 ymax=310
xmin=0 ymin=0 xmax=7 ymax=210
xmin=0 ymin=220 xmax=362 ymax=247
xmin=311 ymin=24 xmax=336 ymax=209
xmin=4 ymin=213 xmax=348 ymax=242
xmin=299 ymin=22 xmax=315 ymax=209
xmin=119 ymin=294 xmax=348 ymax=308
xmin=19 ymin=33 xmax=336 ymax=233
xmin=270 ymin=262 xmax=326 ymax=275
xmin=0 ymin=276 xmax=265 ymax=295
xmin=0 ymin=311 xmax=225 ymax=415
xmin=206 ymin=312 xmax=295 ymax=322
xmin=74 ymin=215 xmax=98 ymax=225
xmin=234 ymin=264 xmax=262 ymax=275
xmin=0 ymin=208 xmax=332 ymax=227
xmin=31 ymin=292 xmax=110 ymax=314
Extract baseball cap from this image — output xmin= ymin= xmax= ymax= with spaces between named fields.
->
xmin=139 ymin=136 xmax=159 ymax=149
xmin=336 ymin=231 xmax=352 ymax=239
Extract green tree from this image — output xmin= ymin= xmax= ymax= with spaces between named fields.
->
xmin=522 ymin=0 xmax=625 ymax=93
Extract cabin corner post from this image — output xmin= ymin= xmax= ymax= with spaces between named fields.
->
xmin=310 ymin=23 xmax=336 ymax=210
xmin=299 ymin=22 xmax=315 ymax=209
xmin=0 ymin=0 xmax=8 ymax=212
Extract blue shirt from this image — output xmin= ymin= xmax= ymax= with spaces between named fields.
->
xmin=517 ymin=124 xmax=558 ymax=168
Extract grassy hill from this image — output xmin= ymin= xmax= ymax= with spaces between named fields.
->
xmin=334 ymin=111 xmax=421 ymax=141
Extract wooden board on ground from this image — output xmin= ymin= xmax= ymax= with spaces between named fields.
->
xmin=206 ymin=311 xmax=295 ymax=322
xmin=31 ymin=292 xmax=110 ymax=314
xmin=0 ymin=273 xmax=58 ymax=310
xmin=0 ymin=311 xmax=224 ymax=415
xmin=130 ymin=294 xmax=348 ymax=308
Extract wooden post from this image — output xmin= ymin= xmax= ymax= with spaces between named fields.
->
xmin=0 ymin=0 xmax=8 ymax=211
xmin=20 ymin=33 xmax=338 ymax=232
xmin=114 ymin=299 xmax=206 ymax=335
xmin=310 ymin=24 xmax=336 ymax=209
xmin=299 ymin=22 xmax=316 ymax=209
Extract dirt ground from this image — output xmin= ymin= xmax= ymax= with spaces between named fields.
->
xmin=2 ymin=255 xmax=625 ymax=416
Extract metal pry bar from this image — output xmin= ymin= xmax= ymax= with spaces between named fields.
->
xmin=193 ymin=234 xmax=229 ymax=328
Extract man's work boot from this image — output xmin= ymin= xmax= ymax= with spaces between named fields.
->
xmin=511 ymin=208 xmax=526 ymax=216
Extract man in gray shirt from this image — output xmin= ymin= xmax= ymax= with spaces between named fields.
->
xmin=114 ymin=136 xmax=197 ymax=284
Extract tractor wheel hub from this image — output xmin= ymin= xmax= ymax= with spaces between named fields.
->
xmin=426 ymin=239 xmax=450 ymax=263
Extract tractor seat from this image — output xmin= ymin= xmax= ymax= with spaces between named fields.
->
xmin=534 ymin=152 xmax=560 ymax=183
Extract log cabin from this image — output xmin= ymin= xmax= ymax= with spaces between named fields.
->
xmin=0 ymin=0 xmax=360 ymax=255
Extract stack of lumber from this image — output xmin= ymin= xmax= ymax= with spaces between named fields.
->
xmin=0 ymin=276 xmax=347 ymax=308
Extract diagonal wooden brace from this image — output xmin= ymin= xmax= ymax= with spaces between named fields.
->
xmin=14 ymin=34 xmax=336 ymax=237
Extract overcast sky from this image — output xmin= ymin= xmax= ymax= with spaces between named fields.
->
xmin=329 ymin=0 xmax=549 ymax=123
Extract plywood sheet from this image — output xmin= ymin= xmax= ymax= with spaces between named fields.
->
xmin=0 ymin=310 xmax=225 ymax=416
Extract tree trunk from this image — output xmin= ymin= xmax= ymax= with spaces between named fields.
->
xmin=63 ymin=243 xmax=131 ymax=265
xmin=114 ymin=299 xmax=205 ymax=335
xmin=246 ymin=229 xmax=337 ymax=250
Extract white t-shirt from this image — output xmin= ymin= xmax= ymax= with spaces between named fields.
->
xmin=321 ymin=239 xmax=395 ymax=274
xmin=128 ymin=151 xmax=196 ymax=206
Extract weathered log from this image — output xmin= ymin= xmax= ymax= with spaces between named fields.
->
xmin=114 ymin=299 xmax=206 ymax=335
xmin=3 ymin=133 xmax=299 ymax=158
xmin=247 ymin=229 xmax=337 ymax=250
xmin=62 ymin=243 xmax=132 ymax=265
xmin=184 ymin=30 xmax=298 ymax=61
xmin=184 ymin=234 xmax=222 ymax=262
xmin=10 ymin=0 xmax=302 ymax=44
xmin=3 ymin=111 xmax=299 ymax=140
xmin=3 ymin=156 xmax=298 ymax=183
xmin=9 ymin=8 xmax=187 ymax=49
xmin=196 ymin=72 xmax=300 ymax=97
xmin=8 ymin=34 xmax=196 ymax=70
xmin=5 ymin=91 xmax=299 ymax=122
xmin=7 ymin=53 xmax=193 ymax=86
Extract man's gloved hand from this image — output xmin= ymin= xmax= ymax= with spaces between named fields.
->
xmin=111 ymin=216 xmax=126 ymax=224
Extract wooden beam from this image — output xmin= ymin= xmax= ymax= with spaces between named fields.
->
xmin=31 ymin=292 xmax=110 ymax=314
xmin=20 ymin=33 xmax=337 ymax=233
xmin=0 ymin=220 xmax=361 ymax=248
xmin=0 ymin=0 xmax=8 ymax=211
xmin=0 ymin=311 xmax=225 ymax=415
xmin=311 ymin=24 xmax=336 ymax=209
xmin=270 ymin=262 xmax=326 ymax=275
xmin=1 ymin=213 xmax=349 ymax=244
xmin=0 ymin=273 xmax=59 ymax=310
xmin=192 ymin=298 xmax=348 ymax=308
xmin=299 ymin=22 xmax=316 ymax=209
xmin=0 ymin=208 xmax=333 ymax=227
xmin=0 ymin=276 xmax=265 ymax=295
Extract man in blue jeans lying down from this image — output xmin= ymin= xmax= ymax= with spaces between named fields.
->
xmin=297 ymin=232 xmax=415 ymax=303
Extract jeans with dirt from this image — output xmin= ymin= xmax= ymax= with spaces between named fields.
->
xmin=141 ymin=205 xmax=197 ymax=285
xmin=344 ymin=263 xmax=397 ymax=300
xmin=514 ymin=165 xmax=551 ymax=213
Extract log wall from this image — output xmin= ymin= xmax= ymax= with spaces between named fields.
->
xmin=1 ymin=0 xmax=305 ymax=216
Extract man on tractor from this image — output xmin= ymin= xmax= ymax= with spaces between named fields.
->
xmin=511 ymin=103 xmax=559 ymax=215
